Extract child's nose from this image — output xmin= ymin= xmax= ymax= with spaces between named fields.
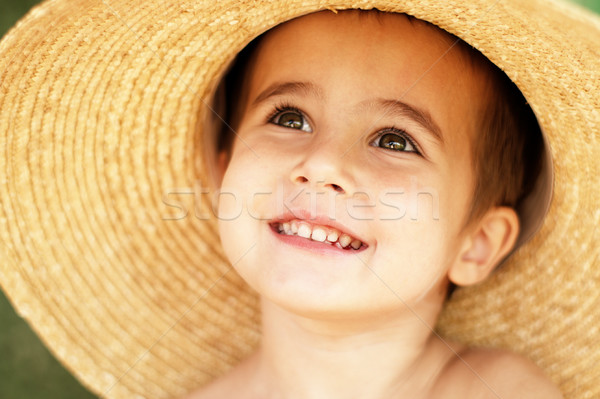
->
xmin=288 ymin=139 xmax=355 ymax=194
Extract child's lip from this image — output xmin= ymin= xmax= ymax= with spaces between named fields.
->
xmin=270 ymin=209 xmax=369 ymax=251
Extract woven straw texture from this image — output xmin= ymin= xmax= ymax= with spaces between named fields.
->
xmin=0 ymin=0 xmax=598 ymax=398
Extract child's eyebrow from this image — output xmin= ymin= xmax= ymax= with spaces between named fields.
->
xmin=250 ymin=80 xmax=443 ymax=145
xmin=359 ymin=98 xmax=444 ymax=145
xmin=251 ymin=81 xmax=324 ymax=107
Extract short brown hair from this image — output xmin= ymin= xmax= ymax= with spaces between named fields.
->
xmin=465 ymin=45 xmax=544 ymax=221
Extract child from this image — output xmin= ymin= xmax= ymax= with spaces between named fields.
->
xmin=0 ymin=1 xmax=597 ymax=399
xmin=185 ymin=10 xmax=559 ymax=398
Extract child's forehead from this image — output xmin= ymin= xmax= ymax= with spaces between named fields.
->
xmin=263 ymin=10 xmax=458 ymax=55
xmin=243 ymin=10 xmax=490 ymax=144
xmin=251 ymin=10 xmax=482 ymax=91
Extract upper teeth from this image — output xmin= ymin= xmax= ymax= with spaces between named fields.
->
xmin=275 ymin=220 xmax=364 ymax=250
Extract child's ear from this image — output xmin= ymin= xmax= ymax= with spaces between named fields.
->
xmin=215 ymin=150 xmax=230 ymax=185
xmin=448 ymin=207 xmax=520 ymax=287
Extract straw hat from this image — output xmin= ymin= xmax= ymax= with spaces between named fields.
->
xmin=0 ymin=0 xmax=598 ymax=398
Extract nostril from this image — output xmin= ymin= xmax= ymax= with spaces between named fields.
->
xmin=293 ymin=175 xmax=345 ymax=193
xmin=330 ymin=183 xmax=344 ymax=193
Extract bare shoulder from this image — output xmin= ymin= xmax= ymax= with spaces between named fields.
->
xmin=179 ymin=353 xmax=259 ymax=399
xmin=179 ymin=372 xmax=245 ymax=399
xmin=434 ymin=347 xmax=563 ymax=399
xmin=179 ymin=369 xmax=248 ymax=399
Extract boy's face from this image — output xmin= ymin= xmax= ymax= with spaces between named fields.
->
xmin=218 ymin=11 xmax=490 ymax=318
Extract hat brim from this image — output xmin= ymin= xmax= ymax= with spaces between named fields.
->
xmin=0 ymin=0 xmax=598 ymax=398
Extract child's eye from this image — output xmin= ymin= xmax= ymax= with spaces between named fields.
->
xmin=372 ymin=129 xmax=420 ymax=154
xmin=269 ymin=107 xmax=313 ymax=133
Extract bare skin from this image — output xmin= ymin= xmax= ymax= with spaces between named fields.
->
xmin=185 ymin=11 xmax=563 ymax=399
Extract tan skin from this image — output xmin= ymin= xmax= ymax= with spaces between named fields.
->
xmin=185 ymin=11 xmax=562 ymax=399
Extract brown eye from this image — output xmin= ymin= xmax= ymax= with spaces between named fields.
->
xmin=278 ymin=112 xmax=303 ymax=129
xmin=373 ymin=131 xmax=419 ymax=154
xmin=270 ymin=108 xmax=313 ymax=132
xmin=379 ymin=133 xmax=407 ymax=151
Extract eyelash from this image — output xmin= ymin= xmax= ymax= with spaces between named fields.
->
xmin=266 ymin=103 xmax=422 ymax=155
xmin=267 ymin=103 xmax=309 ymax=125
xmin=371 ymin=128 xmax=422 ymax=155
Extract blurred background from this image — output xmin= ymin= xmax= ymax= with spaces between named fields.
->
xmin=1 ymin=0 xmax=599 ymax=398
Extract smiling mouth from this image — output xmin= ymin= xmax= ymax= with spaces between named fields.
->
xmin=271 ymin=219 xmax=367 ymax=250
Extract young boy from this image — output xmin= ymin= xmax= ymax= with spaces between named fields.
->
xmin=186 ymin=10 xmax=561 ymax=399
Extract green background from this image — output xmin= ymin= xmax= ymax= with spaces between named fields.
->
xmin=1 ymin=0 xmax=599 ymax=398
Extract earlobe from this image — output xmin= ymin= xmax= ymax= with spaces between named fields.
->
xmin=448 ymin=207 xmax=520 ymax=287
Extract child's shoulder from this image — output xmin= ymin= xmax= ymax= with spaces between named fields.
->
xmin=179 ymin=353 xmax=258 ymax=399
xmin=181 ymin=346 xmax=564 ymax=399
xmin=433 ymin=347 xmax=563 ymax=399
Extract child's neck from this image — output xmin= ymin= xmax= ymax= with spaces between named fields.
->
xmin=244 ymin=299 xmax=458 ymax=399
